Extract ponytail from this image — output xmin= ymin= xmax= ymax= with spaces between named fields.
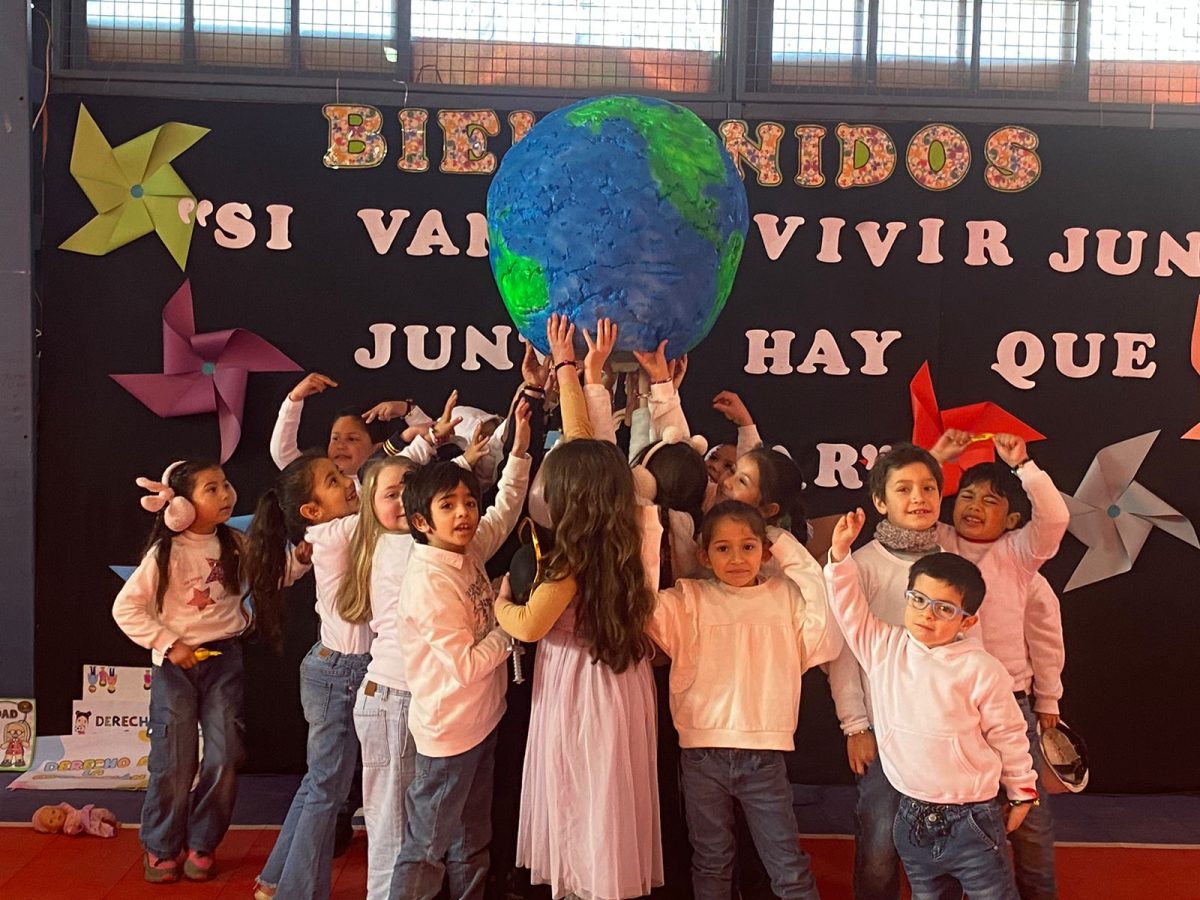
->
xmin=244 ymin=489 xmax=288 ymax=650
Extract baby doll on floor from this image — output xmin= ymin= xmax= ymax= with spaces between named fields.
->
xmin=32 ymin=803 xmax=120 ymax=838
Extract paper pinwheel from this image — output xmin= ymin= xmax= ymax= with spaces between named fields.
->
xmin=110 ymin=281 xmax=301 ymax=463
xmin=910 ymin=361 xmax=1046 ymax=494
xmin=1184 ymin=297 xmax=1200 ymax=440
xmin=59 ymin=104 xmax=209 ymax=270
xmin=1060 ymin=430 xmax=1200 ymax=591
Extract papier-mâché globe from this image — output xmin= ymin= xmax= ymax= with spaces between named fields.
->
xmin=487 ymin=95 xmax=749 ymax=356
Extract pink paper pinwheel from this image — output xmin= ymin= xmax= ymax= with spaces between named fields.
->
xmin=1060 ymin=430 xmax=1199 ymax=591
xmin=1183 ymin=297 xmax=1200 ymax=440
xmin=110 ymin=281 xmax=301 ymax=462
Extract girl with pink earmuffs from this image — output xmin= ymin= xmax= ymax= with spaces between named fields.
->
xmin=112 ymin=459 xmax=307 ymax=884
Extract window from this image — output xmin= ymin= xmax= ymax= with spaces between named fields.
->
xmin=1089 ymin=0 xmax=1200 ymax=103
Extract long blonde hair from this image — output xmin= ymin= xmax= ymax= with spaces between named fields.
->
xmin=336 ymin=456 xmax=417 ymax=624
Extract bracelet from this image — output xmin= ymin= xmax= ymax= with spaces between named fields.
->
xmin=650 ymin=376 xmax=672 ymax=385
xmin=552 ymin=360 xmax=577 ymax=373
xmin=846 ymin=727 xmax=872 ymax=737
xmin=1008 ymin=796 xmax=1040 ymax=807
xmin=1011 ymin=458 xmax=1032 ymax=473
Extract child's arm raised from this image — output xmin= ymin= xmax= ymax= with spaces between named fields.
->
xmin=645 ymin=581 xmax=695 ymax=661
xmin=994 ymin=434 xmax=1070 ymax=570
xmin=582 ymin=319 xmax=619 ymax=444
xmin=398 ymin=390 xmax=461 ymax=466
xmin=768 ymin=527 xmax=843 ymax=669
xmin=411 ymin=574 xmax=512 ymax=686
xmin=633 ymin=341 xmax=693 ymax=442
xmin=494 ymin=573 xmax=575 ymax=643
xmin=546 ymin=314 xmax=593 ymax=441
xmin=1024 ymin=573 xmax=1065 ymax=729
xmin=270 ymin=372 xmax=336 ymax=470
xmin=472 ymin=400 xmax=532 ymax=561
xmin=824 ymin=510 xmax=891 ymax=668
xmin=712 ymin=391 xmax=763 ymax=456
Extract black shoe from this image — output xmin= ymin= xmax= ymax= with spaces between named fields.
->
xmin=332 ymin=809 xmax=353 ymax=857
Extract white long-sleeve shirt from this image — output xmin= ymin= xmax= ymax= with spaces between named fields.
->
xmin=935 ymin=462 xmax=1069 ymax=706
xmin=306 ymin=514 xmax=373 ymax=655
xmin=648 ymin=529 xmax=842 ymax=751
xmin=825 ymin=555 xmax=1037 ymax=804
xmin=364 ymin=532 xmax=416 ymax=691
xmin=827 ymin=539 xmax=927 ymax=736
xmin=398 ymin=454 xmax=530 ymax=757
xmin=113 ymin=529 xmax=307 ymax=664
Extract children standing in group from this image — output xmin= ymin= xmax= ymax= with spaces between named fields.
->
xmin=649 ymin=500 xmax=841 ymax=900
xmin=340 ymin=456 xmax=419 ymax=900
xmin=113 ymin=459 xmax=302 ymax=884
xmin=930 ymin=433 xmax=1070 ymax=899
xmin=388 ymin=401 xmax=532 ymax=900
xmin=826 ymin=508 xmax=1039 ymax=900
xmin=245 ymin=450 xmax=368 ymax=900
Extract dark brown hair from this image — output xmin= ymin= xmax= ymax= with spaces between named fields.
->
xmin=542 ymin=440 xmax=655 ymax=673
xmin=700 ymin=500 xmax=768 ymax=547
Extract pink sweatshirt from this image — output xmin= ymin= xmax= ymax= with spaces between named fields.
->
xmin=825 ymin=556 xmax=1037 ymax=804
xmin=647 ymin=530 xmax=842 ymax=751
xmin=935 ymin=462 xmax=1069 ymax=713
xmin=397 ymin=454 xmax=530 ymax=757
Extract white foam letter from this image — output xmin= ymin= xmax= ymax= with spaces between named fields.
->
xmin=753 ymin=214 xmax=805 ymax=261
xmin=744 ymin=330 xmax=795 ymax=375
xmin=357 ymin=208 xmax=411 ymax=255
xmin=1113 ymin=333 xmax=1156 ymax=378
xmin=992 ymin=331 xmax=1044 ymax=389
xmin=965 ymin=220 xmax=1013 ymax=267
xmin=850 ymin=330 xmax=903 ymax=375
xmin=354 ymin=324 xmax=396 ymax=369
xmin=404 ymin=325 xmax=455 ymax=371
xmin=815 ymin=443 xmax=863 ymax=489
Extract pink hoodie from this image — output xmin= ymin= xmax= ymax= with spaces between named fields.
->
xmin=825 ymin=556 xmax=1037 ymax=805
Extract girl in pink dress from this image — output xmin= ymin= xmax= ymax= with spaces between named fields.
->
xmin=495 ymin=315 xmax=662 ymax=899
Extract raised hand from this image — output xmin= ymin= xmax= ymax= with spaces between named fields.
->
xmin=546 ymin=313 xmax=577 ymax=366
xmin=288 ymin=372 xmax=337 ymax=402
xmin=511 ymin=398 xmax=532 ymax=457
xmin=582 ymin=318 xmax=618 ymax=386
xmin=430 ymin=389 xmax=463 ymax=444
xmin=633 ymin=339 xmax=670 ymax=383
xmin=712 ymin=390 xmax=753 ymax=427
xmin=930 ymin=429 xmax=971 ymax=463
xmin=671 ymin=353 xmax=688 ymax=390
xmin=521 ymin=340 xmax=549 ymax=389
xmin=461 ymin=422 xmax=493 ymax=468
xmin=362 ymin=399 xmax=411 ymax=423
xmin=830 ymin=507 xmax=866 ymax=563
xmin=993 ymin=433 xmax=1029 ymax=468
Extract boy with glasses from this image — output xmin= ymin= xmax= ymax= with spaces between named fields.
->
xmin=826 ymin=513 xmax=1037 ymax=900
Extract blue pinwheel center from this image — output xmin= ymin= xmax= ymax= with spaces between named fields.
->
xmin=1107 ymin=504 xmax=1121 ymax=518
xmin=201 ymin=361 xmax=216 ymax=376
xmin=130 ymin=184 xmax=145 ymax=198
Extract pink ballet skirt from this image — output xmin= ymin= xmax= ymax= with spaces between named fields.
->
xmin=516 ymin=603 xmax=663 ymax=900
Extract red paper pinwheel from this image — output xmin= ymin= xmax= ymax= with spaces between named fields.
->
xmin=909 ymin=361 xmax=1045 ymax=494
xmin=1183 ymin=296 xmax=1200 ymax=440
xmin=111 ymin=280 xmax=301 ymax=462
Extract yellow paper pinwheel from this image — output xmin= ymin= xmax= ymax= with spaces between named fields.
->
xmin=59 ymin=104 xmax=209 ymax=270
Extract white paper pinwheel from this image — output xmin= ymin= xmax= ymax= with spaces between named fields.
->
xmin=1061 ymin=430 xmax=1200 ymax=591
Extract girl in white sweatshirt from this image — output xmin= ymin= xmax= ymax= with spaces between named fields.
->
xmin=113 ymin=459 xmax=303 ymax=885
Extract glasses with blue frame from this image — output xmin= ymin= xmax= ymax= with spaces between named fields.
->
xmin=905 ymin=588 xmax=971 ymax=621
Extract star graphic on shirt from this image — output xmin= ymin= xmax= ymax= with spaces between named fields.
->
xmin=188 ymin=587 xmax=214 ymax=611
xmin=204 ymin=558 xmax=223 ymax=585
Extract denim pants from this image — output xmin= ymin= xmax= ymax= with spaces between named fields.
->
xmin=354 ymin=681 xmax=416 ymax=900
xmin=258 ymin=643 xmax=369 ymax=899
xmin=388 ymin=727 xmax=499 ymax=900
xmin=679 ymin=747 xmax=820 ymax=900
xmin=1009 ymin=696 xmax=1057 ymax=899
xmin=854 ymin=754 xmax=903 ymax=900
xmin=893 ymin=795 xmax=1019 ymax=900
xmin=141 ymin=637 xmax=244 ymax=858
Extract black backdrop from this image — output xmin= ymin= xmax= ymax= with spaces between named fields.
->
xmin=35 ymin=93 xmax=1200 ymax=791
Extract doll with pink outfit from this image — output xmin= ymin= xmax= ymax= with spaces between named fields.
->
xmin=32 ymin=803 xmax=120 ymax=838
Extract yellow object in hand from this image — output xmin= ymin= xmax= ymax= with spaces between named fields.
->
xmin=969 ymin=432 xmax=995 ymax=443
xmin=193 ymin=648 xmax=223 ymax=661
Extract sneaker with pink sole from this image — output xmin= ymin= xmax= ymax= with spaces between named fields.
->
xmin=183 ymin=849 xmax=217 ymax=882
xmin=143 ymin=851 xmax=180 ymax=884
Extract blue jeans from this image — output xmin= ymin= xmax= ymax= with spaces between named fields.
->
xmin=854 ymin=755 xmax=902 ymax=900
xmin=258 ymin=643 xmax=369 ymax=899
xmin=679 ymin=748 xmax=820 ymax=900
xmin=1009 ymin=696 xmax=1057 ymax=899
xmin=141 ymin=638 xmax=244 ymax=858
xmin=388 ymin=727 xmax=499 ymax=900
xmin=893 ymin=795 xmax=1019 ymax=900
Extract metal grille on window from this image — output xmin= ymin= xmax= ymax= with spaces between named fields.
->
xmin=409 ymin=1 xmax=726 ymax=91
xmin=1089 ymin=0 xmax=1200 ymax=104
